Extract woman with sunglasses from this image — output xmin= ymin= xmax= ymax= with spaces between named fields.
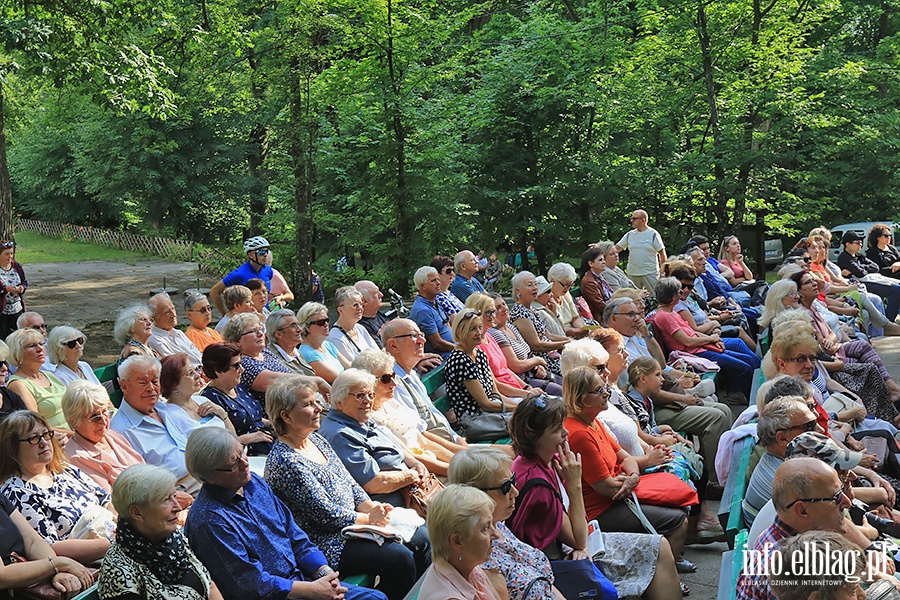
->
xmin=263 ymin=374 xmax=430 ymax=600
xmin=0 ymin=410 xmax=115 ymax=564
xmin=47 ymin=326 xmax=101 ymax=388
xmin=351 ymin=348 xmax=453 ymax=476
xmin=431 ymin=255 xmax=465 ymax=323
xmin=507 ymin=393 xmax=682 ymax=599
xmin=866 ymin=223 xmax=900 ymax=280
xmin=184 ymin=292 xmax=224 ymax=354
xmin=297 ymin=301 xmax=350 ymax=384
xmin=0 ymin=239 xmax=26 ymax=341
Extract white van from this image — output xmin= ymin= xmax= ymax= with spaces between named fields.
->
xmin=828 ymin=222 xmax=899 ymax=262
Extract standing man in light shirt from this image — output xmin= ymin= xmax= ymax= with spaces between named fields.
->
xmin=616 ymin=209 xmax=667 ymax=292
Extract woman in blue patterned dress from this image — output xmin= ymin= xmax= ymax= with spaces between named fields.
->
xmin=0 ymin=410 xmax=114 ymax=564
xmin=221 ymin=313 xmax=292 ymax=405
xmin=262 ymin=375 xmax=430 ymax=600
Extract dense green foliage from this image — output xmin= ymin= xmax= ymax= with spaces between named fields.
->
xmin=2 ymin=0 xmax=900 ymax=291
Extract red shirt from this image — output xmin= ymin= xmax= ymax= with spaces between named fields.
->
xmin=565 ymin=416 xmax=622 ymax=520
xmin=650 ymin=309 xmax=719 ymax=354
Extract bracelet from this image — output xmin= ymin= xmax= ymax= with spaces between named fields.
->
xmin=48 ymin=556 xmax=58 ymax=575
xmin=314 ymin=566 xmax=334 ymax=579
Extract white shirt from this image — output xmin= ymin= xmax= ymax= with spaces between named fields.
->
xmin=147 ymin=325 xmax=203 ymax=366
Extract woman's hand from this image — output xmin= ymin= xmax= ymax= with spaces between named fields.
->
xmin=552 ymin=441 xmax=582 ymax=487
xmin=645 ymin=445 xmax=672 ymax=467
xmin=611 ymin=473 xmax=640 ymax=501
xmin=877 ymin=477 xmax=897 ymax=507
xmin=568 ymin=549 xmax=590 ymax=561
xmin=53 ymin=556 xmax=94 ymax=590
xmin=366 ymin=502 xmax=392 ymax=526
xmin=534 ymin=364 xmax=548 ymax=379
xmin=198 ymin=402 xmax=229 ymax=421
xmin=239 ymin=430 xmax=275 ymax=445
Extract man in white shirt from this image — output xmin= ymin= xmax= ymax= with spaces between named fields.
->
xmin=616 ymin=209 xmax=667 ymax=292
xmin=147 ymin=293 xmax=203 ymax=366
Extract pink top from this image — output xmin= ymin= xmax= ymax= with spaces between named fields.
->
xmin=651 ymin=309 xmax=719 ymax=354
xmin=478 ymin=335 xmax=524 ymax=390
xmin=419 ymin=560 xmax=500 ymax=600
xmin=720 ymin=257 xmax=745 ymax=279
xmin=508 ymin=455 xmax=565 ymax=551
xmin=64 ymin=429 xmax=145 ymax=492
xmin=270 ymin=268 xmax=291 ymax=297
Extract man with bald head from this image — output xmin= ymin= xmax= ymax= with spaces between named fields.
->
xmin=736 ymin=457 xmax=851 ymax=600
xmin=355 ymin=280 xmax=390 ymax=346
xmin=615 ymin=209 xmax=667 ymax=292
xmin=449 ymin=250 xmax=485 ymax=302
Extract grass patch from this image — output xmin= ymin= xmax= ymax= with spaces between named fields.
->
xmin=14 ymin=231 xmax=157 ymax=264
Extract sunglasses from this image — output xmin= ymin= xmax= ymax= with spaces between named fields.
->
xmin=482 ymin=473 xmax=517 ymax=495
xmin=460 ymin=310 xmax=482 ymax=321
xmin=308 ymin=318 xmax=329 ymax=328
xmin=64 ymin=338 xmax=85 ymax=349
xmin=681 ymin=283 xmax=694 ymax=290
xmin=378 ymin=373 xmax=396 ymax=384
xmin=785 ymin=489 xmax=844 ymax=509
xmin=781 ymin=419 xmax=818 ymax=433
xmin=256 ymin=248 xmax=270 ymax=256
xmin=0 ymin=241 xmax=14 ymax=249
xmin=189 ymin=306 xmax=213 ymax=314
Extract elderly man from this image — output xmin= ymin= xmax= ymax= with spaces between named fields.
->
xmin=449 ymin=250 xmax=484 ymax=302
xmin=265 ymin=309 xmax=317 ymax=376
xmin=409 ymin=266 xmax=454 ymax=358
xmin=603 ymin=297 xmax=733 ymax=484
xmin=383 ymin=318 xmax=466 ymax=451
xmin=184 ymin=428 xmax=386 ymax=600
xmin=146 ymin=293 xmax=203 ymax=366
xmin=210 ymin=236 xmax=274 ymax=317
xmin=742 ymin=396 xmax=823 ymax=526
xmin=109 ymin=355 xmax=203 ymax=495
xmin=615 ymin=209 xmax=667 ymax=292
xmin=736 ymin=457 xmax=851 ymax=600
xmin=355 ymin=280 xmax=391 ymax=347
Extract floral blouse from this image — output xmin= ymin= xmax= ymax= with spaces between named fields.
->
xmin=263 ymin=436 xmax=369 ymax=566
xmin=240 ymin=348 xmax=291 ymax=404
xmin=483 ymin=522 xmax=555 ymax=600
xmin=0 ymin=466 xmax=110 ymax=544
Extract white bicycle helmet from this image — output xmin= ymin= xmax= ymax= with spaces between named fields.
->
xmin=243 ymin=236 xmax=270 ymax=254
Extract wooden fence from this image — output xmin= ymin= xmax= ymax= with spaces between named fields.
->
xmin=16 ymin=219 xmax=224 ymax=274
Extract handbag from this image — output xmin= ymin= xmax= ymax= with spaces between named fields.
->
xmin=632 ymin=472 xmax=698 ymax=507
xmin=9 ymin=552 xmax=99 ymax=600
xmin=401 ymin=472 xmax=444 ymax=518
xmin=458 ymin=396 xmax=511 ymax=442
xmin=549 ymin=558 xmax=618 ymax=600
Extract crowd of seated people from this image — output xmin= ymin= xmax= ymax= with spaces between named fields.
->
xmin=9 ymin=226 xmax=900 ymax=600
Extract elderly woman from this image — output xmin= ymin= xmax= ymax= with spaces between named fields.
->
xmin=7 ymin=329 xmax=69 ymax=432
xmin=0 ymin=411 xmax=114 ymax=563
xmin=263 ymin=375 xmax=430 ymax=600
xmin=758 ymin=279 xmax=801 ymax=333
xmin=432 ymin=255 xmax=465 ymax=322
xmin=651 ymin=277 xmax=760 ymax=399
xmin=115 ymin=304 xmax=160 ymax=364
xmin=596 ymin=240 xmax=645 ymax=294
xmin=509 ymin=271 xmax=568 ymax=376
xmin=221 ymin=312 xmax=292 ymax=404
xmin=562 ymin=367 xmax=692 ymax=586
xmin=214 ymin=285 xmax=253 ymax=334
xmin=546 ymin=262 xmax=586 ymax=338
xmin=327 ymin=286 xmax=379 ymax=363
xmin=184 ymin=292 xmax=223 ymax=354
xmin=48 ymin=326 xmax=101 ymax=387
xmin=533 ymin=276 xmax=566 ymax=338
xmin=418 ymin=484 xmax=504 ymax=600
xmin=444 ymin=308 xmax=516 ymax=431
xmin=265 ymin=309 xmax=316 ymax=376
xmin=99 ymin=464 xmax=223 ymax=600
xmin=579 ymin=246 xmax=615 ymax=322
xmin=487 ymin=293 xmax=560 ymax=394
xmin=351 ymin=349 xmax=454 ymax=476
xmin=318 ymin=369 xmax=431 ymax=507
xmin=159 ymin=354 xmax=232 ymax=432
xmin=298 ymin=301 xmax=350 ymax=383
xmin=866 ymin=223 xmax=900 ymax=280
xmin=200 ymin=343 xmax=273 ymax=455
xmin=62 ymin=380 xmax=143 ymax=492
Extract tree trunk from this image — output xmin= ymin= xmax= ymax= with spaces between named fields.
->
xmin=247 ymin=49 xmax=269 ymax=236
xmin=290 ymin=60 xmax=313 ymax=303
xmin=0 ymin=82 xmax=15 ymax=241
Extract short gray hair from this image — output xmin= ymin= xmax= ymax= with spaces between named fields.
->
xmin=266 ymin=309 xmax=296 ymax=344
xmin=758 ymin=396 xmax=807 ymax=447
xmin=350 ymin=348 xmax=395 ymax=375
xmin=114 ymin=304 xmax=152 ymax=345
xmin=148 ymin=292 xmax=172 ymax=316
xmin=118 ymin=354 xmax=161 ymax=384
xmin=381 ymin=319 xmax=414 ymax=348
xmin=777 ymin=263 xmax=803 ymax=280
xmin=453 ymin=251 xmax=470 ymax=273
xmin=266 ymin=375 xmax=320 ymax=435
xmin=331 ymin=368 xmax=375 ymax=410
xmin=355 ymin=281 xmax=378 ymax=302
xmin=602 ymin=297 xmax=634 ymax=325
xmin=184 ymin=292 xmax=207 ymax=313
xmin=447 ymin=447 xmax=511 ymax=489
xmin=427 ymin=485 xmax=494 ymax=562
xmin=594 ymin=240 xmax=616 ymax=257
xmin=547 ymin=262 xmax=576 ymax=285
xmin=47 ymin=325 xmax=85 ymax=365
xmin=6 ymin=328 xmax=44 ymax=367
xmin=222 ymin=312 xmax=261 ymax=343
xmin=16 ymin=311 xmax=42 ymax=329
xmin=560 ymin=338 xmax=609 ymax=375
xmin=414 ymin=266 xmax=437 ymax=290
xmin=654 ymin=277 xmax=682 ymax=305
xmin=510 ymin=271 xmax=534 ymax=299
xmin=295 ymin=302 xmax=329 ymax=337
xmin=62 ymin=380 xmax=111 ymax=430
xmin=334 ymin=286 xmax=362 ymax=310
xmin=112 ymin=464 xmax=176 ymax=519
xmin=185 ymin=427 xmax=240 ymax=483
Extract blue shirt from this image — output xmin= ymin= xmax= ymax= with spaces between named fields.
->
xmin=222 ymin=261 xmax=274 ymax=293
xmin=449 ymin=275 xmax=484 ymax=303
xmin=109 ymin=399 xmax=202 ymax=479
xmin=184 ymin=473 xmax=329 ymax=600
xmin=409 ymin=295 xmax=453 ymax=358
xmin=392 ymin=363 xmax=459 ymax=443
xmin=318 ymin=410 xmax=408 ymax=507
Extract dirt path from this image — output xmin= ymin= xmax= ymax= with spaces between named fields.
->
xmin=25 ymin=260 xmax=219 ymax=367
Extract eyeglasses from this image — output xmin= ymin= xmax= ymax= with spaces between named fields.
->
xmin=30 ymin=324 xmax=47 ymax=331
xmin=629 ymin=216 xmax=643 ymax=221
xmin=593 ymin=384 xmax=610 ymax=397
xmin=19 ymin=430 xmax=53 ymax=445
xmin=188 ymin=306 xmax=213 ymax=314
xmin=780 ymin=419 xmax=818 ymax=434
xmin=183 ymin=366 xmax=202 ymax=378
xmin=785 ymin=489 xmax=845 ymax=509
xmin=393 ymin=332 xmax=425 ymax=341
xmin=784 ymin=355 xmax=816 ymax=364
xmin=215 ymin=445 xmax=249 ymax=472
xmin=442 ymin=268 xmax=454 ymax=275
xmin=277 ymin=322 xmax=302 ymax=333
xmin=681 ymin=283 xmax=694 ymax=290
xmin=559 ymin=282 xmax=573 ymax=289
xmin=613 ymin=312 xmax=642 ymax=319
xmin=88 ymin=410 xmax=112 ymax=424
xmin=228 ymin=361 xmax=243 ymax=371
xmin=241 ymin=327 xmax=265 ymax=337
xmin=786 ymin=291 xmax=800 ymax=298
xmin=308 ymin=318 xmax=329 ymax=328
xmin=482 ymin=473 xmax=517 ymax=495
xmin=354 ymin=391 xmax=375 ymax=402
xmin=64 ymin=338 xmax=85 ymax=349
xmin=460 ymin=310 xmax=482 ymax=321
xmin=484 ymin=309 xmax=497 ymax=317
xmin=378 ymin=373 xmax=396 ymax=384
